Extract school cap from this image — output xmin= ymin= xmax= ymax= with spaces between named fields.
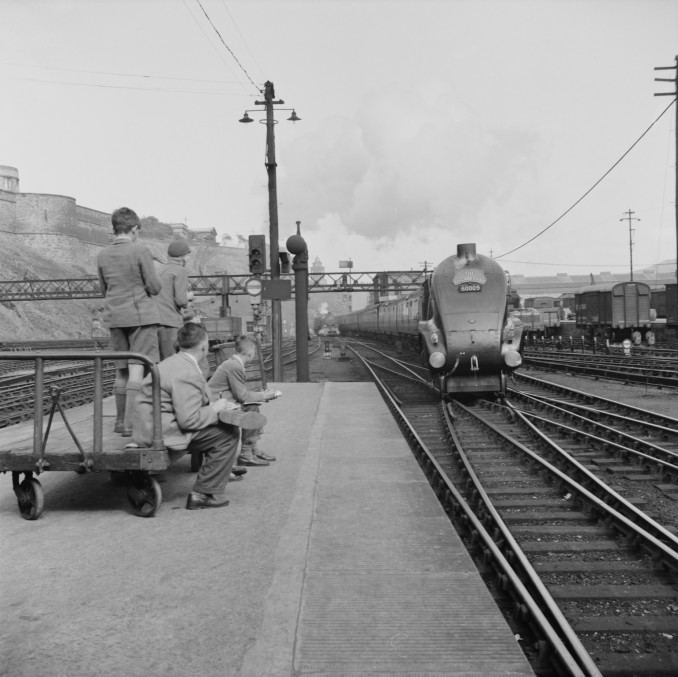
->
xmin=168 ymin=239 xmax=191 ymax=257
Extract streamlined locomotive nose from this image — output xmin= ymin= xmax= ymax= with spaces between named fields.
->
xmin=422 ymin=244 xmax=518 ymax=396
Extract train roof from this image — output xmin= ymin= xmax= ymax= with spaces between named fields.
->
xmin=575 ymin=281 xmax=651 ymax=294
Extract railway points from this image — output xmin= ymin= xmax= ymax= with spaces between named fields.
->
xmin=0 ymin=373 xmax=535 ymax=677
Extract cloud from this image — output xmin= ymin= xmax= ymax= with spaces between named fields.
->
xmin=281 ymin=82 xmax=540 ymax=244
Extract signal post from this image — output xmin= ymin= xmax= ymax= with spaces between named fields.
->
xmin=287 ymin=221 xmax=309 ymax=382
xmin=247 ymin=236 xmax=266 ymax=383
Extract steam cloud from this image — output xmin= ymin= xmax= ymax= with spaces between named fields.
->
xmin=281 ymin=85 xmax=539 ymax=244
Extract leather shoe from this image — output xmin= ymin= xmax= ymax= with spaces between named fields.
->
xmin=185 ymin=492 xmax=230 ymax=510
xmin=238 ymin=453 xmax=270 ymax=466
xmin=219 ymin=409 xmax=267 ymax=430
xmin=255 ymin=451 xmax=276 ymax=462
xmin=232 ymin=466 xmax=248 ymax=476
xmin=229 ymin=473 xmax=244 ymax=482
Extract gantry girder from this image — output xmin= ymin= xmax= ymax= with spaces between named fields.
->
xmin=0 ymin=271 xmax=427 ymax=301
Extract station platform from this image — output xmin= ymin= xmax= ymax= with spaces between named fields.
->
xmin=0 ymin=382 xmax=534 ymax=676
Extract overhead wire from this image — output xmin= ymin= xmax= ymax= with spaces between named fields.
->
xmin=181 ymin=0 xmax=245 ymax=83
xmin=194 ymin=0 xmax=261 ymax=94
xmin=218 ymin=0 xmax=265 ymax=82
xmin=494 ymin=97 xmax=677 ymax=260
xmin=10 ymin=76 xmax=240 ymax=96
xmin=0 ymin=60 xmax=240 ymax=85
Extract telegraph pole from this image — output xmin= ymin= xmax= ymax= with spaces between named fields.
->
xmin=620 ymin=209 xmax=640 ymax=281
xmin=654 ymin=56 xmax=678 ymax=296
xmin=262 ymin=81 xmax=283 ymax=381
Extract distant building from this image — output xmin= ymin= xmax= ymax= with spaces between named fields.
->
xmin=190 ymin=228 xmax=217 ymax=244
xmin=311 ymin=256 xmax=325 ymax=274
xmin=510 ymin=266 xmax=676 ymax=298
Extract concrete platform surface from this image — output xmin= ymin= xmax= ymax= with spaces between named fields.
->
xmin=0 ymin=382 xmax=533 ymax=676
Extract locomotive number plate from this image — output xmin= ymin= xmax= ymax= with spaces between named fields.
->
xmin=458 ymin=282 xmax=482 ymax=292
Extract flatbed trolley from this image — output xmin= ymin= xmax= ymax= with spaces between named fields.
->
xmin=0 ymin=351 xmax=167 ymax=520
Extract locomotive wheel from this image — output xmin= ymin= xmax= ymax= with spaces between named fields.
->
xmin=126 ymin=473 xmax=162 ymax=518
xmin=16 ymin=476 xmax=45 ymax=520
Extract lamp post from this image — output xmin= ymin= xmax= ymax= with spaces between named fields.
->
xmin=240 ymin=81 xmax=300 ymax=382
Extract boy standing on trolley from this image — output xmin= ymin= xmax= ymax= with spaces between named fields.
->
xmin=96 ymin=207 xmax=161 ymax=435
xmin=156 ymin=238 xmax=192 ymax=359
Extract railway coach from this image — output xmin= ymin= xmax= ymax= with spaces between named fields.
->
xmin=337 ymin=243 xmax=522 ymax=397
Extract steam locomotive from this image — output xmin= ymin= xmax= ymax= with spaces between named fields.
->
xmin=336 ymin=243 xmax=521 ymax=397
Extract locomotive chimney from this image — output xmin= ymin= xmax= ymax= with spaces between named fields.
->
xmin=457 ymin=243 xmax=477 ymax=260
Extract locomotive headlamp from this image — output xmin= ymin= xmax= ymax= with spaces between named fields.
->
xmin=503 ymin=348 xmax=522 ymax=368
xmin=429 ymin=351 xmax=446 ymax=369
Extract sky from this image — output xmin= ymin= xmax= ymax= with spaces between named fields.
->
xmin=1 ymin=0 xmax=677 ymax=278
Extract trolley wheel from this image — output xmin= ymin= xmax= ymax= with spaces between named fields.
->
xmin=16 ymin=476 xmax=45 ymax=520
xmin=126 ymin=473 xmax=162 ymax=518
xmin=190 ymin=449 xmax=202 ymax=473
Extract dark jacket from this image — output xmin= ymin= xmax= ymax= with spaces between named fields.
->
xmin=156 ymin=259 xmax=190 ymax=328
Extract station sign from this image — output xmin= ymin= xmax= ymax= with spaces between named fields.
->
xmin=262 ymin=279 xmax=292 ymax=301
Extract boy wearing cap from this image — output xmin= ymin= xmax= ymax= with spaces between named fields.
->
xmin=156 ymin=238 xmax=192 ymax=360
xmin=97 ymin=207 xmax=162 ymax=435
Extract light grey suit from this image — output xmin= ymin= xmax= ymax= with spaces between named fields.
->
xmin=133 ymin=351 xmax=238 ymax=495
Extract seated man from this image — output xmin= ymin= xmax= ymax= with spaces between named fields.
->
xmin=132 ymin=323 xmax=245 ymax=509
xmin=207 ymin=335 xmax=281 ymax=466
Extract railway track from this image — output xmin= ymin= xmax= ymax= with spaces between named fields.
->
xmin=347 ymin=340 xmax=678 ymax=676
xmin=509 ymin=372 xmax=678 ymax=527
xmin=0 ymin=338 xmax=320 ymax=427
xmin=0 ymin=361 xmax=117 ymax=427
xmin=522 ymin=349 xmax=678 ymax=389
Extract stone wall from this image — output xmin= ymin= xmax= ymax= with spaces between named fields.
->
xmin=0 ymin=189 xmax=16 ymax=232
xmin=15 ymin=193 xmax=76 ymax=234
xmin=75 ymin=205 xmax=111 ymax=245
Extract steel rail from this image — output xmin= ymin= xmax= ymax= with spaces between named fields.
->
xmin=470 ymin=399 xmax=678 ymax=564
xmin=445 ymin=400 xmax=601 ymax=676
xmin=512 ymin=388 xmax=678 ymax=442
xmin=344 ymin=339 xmax=431 ymax=385
xmin=523 ymin=355 xmax=678 ymax=387
xmin=526 ymin=353 xmax=678 ymax=376
xmin=522 ymin=409 xmax=678 ymax=479
xmin=363 ymin=358 xmax=430 ymax=387
xmin=510 ymin=390 xmax=678 ymax=467
xmin=514 ymin=371 xmax=678 ymax=429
